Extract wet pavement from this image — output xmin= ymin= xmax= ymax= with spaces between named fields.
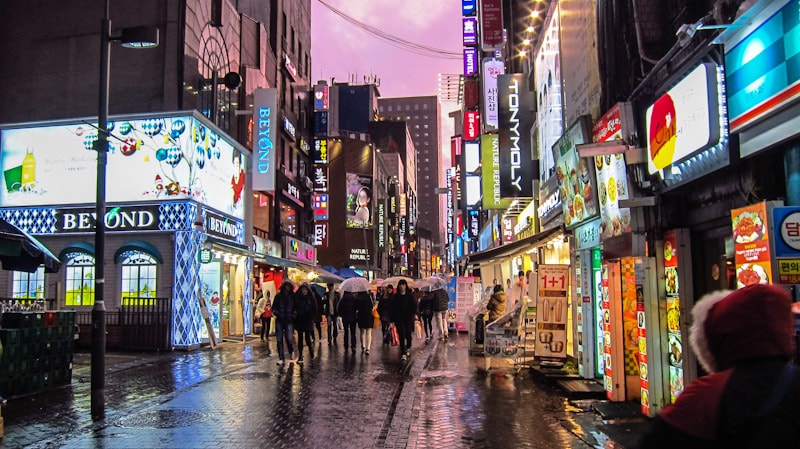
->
xmin=0 ymin=329 xmax=646 ymax=448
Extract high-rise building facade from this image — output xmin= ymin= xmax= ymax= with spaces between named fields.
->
xmin=378 ymin=96 xmax=443 ymax=267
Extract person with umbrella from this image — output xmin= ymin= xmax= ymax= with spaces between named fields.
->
xmin=271 ymin=280 xmax=296 ymax=364
xmin=338 ymin=287 xmax=360 ymax=353
xmin=389 ymin=279 xmax=417 ymax=360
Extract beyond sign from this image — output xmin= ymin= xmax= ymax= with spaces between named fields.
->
xmin=56 ymin=205 xmax=160 ymax=233
xmin=205 ymin=209 xmax=242 ymax=242
xmin=498 ymin=74 xmax=533 ymax=197
xmin=253 ymin=88 xmax=278 ymax=191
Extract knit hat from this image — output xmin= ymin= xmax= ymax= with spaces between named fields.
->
xmin=689 ymin=284 xmax=794 ymax=373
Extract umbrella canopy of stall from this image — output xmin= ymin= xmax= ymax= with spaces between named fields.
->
xmin=0 ymin=218 xmax=61 ymax=273
xmin=339 ymin=277 xmax=371 ymax=292
xmin=336 ymin=267 xmax=362 ymax=279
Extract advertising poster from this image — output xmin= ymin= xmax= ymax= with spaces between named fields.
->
xmin=345 ymin=173 xmax=372 ymax=228
xmin=663 ymin=230 xmax=684 ymax=403
xmin=555 ymin=117 xmax=599 ymax=228
xmin=199 ymin=261 xmax=222 ymax=341
xmin=731 ymin=202 xmax=772 ymax=287
xmin=592 ymin=104 xmax=633 ymax=238
xmin=455 ymin=277 xmax=479 ymax=332
xmin=601 ymin=263 xmax=614 ymax=396
xmin=535 ymin=11 xmax=563 ymax=185
xmin=446 ymin=276 xmax=458 ymax=327
xmin=534 ymin=265 xmax=569 ymax=362
xmin=0 ymin=115 xmax=245 ymax=219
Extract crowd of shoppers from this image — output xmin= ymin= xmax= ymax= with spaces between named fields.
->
xmin=254 ymin=279 xmax=451 ymax=364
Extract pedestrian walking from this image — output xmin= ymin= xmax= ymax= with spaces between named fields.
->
xmin=312 ymin=285 xmax=324 ymax=341
xmin=486 ymin=284 xmax=507 ymax=322
xmin=293 ymin=283 xmax=319 ymax=363
xmin=338 ymin=290 xmax=359 ymax=353
xmin=356 ymin=290 xmax=375 ymax=354
xmin=378 ymin=285 xmax=393 ymax=344
xmin=271 ymin=280 xmax=296 ymax=364
xmin=633 ymin=284 xmax=800 ymax=449
xmin=418 ymin=290 xmax=434 ymax=340
xmin=431 ymin=285 xmax=450 ymax=340
xmin=389 ymin=279 xmax=417 ymax=360
xmin=254 ymin=287 xmax=272 ymax=341
xmin=322 ymin=283 xmax=340 ymax=345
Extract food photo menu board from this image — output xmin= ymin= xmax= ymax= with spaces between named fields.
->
xmin=663 ymin=230 xmax=684 ymax=403
xmin=731 ymin=202 xmax=773 ymax=288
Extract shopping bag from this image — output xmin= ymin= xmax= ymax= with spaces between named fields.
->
xmin=336 ymin=316 xmax=344 ymax=331
xmin=415 ymin=320 xmax=423 ymax=339
xmin=390 ymin=324 xmax=399 ymax=347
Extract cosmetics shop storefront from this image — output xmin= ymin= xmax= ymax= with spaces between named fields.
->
xmin=0 ymin=112 xmax=252 ymax=350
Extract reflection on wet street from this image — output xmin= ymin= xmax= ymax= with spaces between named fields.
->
xmin=1 ymin=331 xmax=642 ymax=448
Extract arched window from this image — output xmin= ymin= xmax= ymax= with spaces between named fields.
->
xmin=64 ymin=252 xmax=95 ymax=306
xmin=12 ymin=266 xmax=44 ymax=299
xmin=120 ymin=250 xmax=158 ymax=306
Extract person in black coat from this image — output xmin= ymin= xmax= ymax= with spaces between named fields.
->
xmin=431 ymin=287 xmax=450 ymax=340
xmin=417 ymin=291 xmax=434 ymax=340
xmin=377 ymin=285 xmax=393 ymax=344
xmin=338 ymin=290 xmax=359 ymax=353
xmin=321 ymin=283 xmax=341 ymax=345
xmin=355 ymin=291 xmax=375 ymax=354
xmin=312 ymin=286 xmax=324 ymax=341
xmin=389 ymin=279 xmax=417 ymax=360
xmin=293 ymin=283 xmax=318 ymax=363
xmin=271 ymin=280 xmax=296 ymax=364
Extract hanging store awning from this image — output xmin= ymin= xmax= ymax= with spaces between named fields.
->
xmin=254 ymin=254 xmax=297 ymax=269
xmin=466 ymin=225 xmax=564 ymax=267
xmin=294 ymin=262 xmax=345 ymax=284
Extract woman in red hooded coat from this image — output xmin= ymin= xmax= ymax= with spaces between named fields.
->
xmin=633 ymin=284 xmax=800 ymax=448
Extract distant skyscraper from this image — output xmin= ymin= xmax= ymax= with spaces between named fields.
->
xmin=378 ymin=96 xmax=444 ymax=252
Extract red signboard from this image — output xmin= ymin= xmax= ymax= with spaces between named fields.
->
xmin=464 ymin=111 xmax=480 ymax=141
xmin=480 ymin=0 xmax=504 ymax=50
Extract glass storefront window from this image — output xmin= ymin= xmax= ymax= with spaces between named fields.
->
xmin=120 ymin=250 xmax=158 ymax=305
xmin=280 ymin=202 xmax=297 ymax=235
xmin=12 ymin=267 xmax=44 ymax=299
xmin=65 ymin=252 xmax=95 ymax=306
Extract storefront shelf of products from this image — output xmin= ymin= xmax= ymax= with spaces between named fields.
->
xmin=0 ymin=311 xmax=75 ymax=398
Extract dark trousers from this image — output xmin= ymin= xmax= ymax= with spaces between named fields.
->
xmin=296 ymin=326 xmax=314 ymax=360
xmin=397 ymin=321 xmax=413 ymax=354
xmin=327 ymin=315 xmax=339 ymax=342
xmin=260 ymin=316 xmax=272 ymax=340
xmin=421 ymin=314 xmax=433 ymax=338
xmin=275 ymin=320 xmax=294 ymax=361
xmin=343 ymin=321 xmax=357 ymax=349
xmin=381 ymin=320 xmax=391 ymax=343
xmin=314 ymin=321 xmax=322 ymax=339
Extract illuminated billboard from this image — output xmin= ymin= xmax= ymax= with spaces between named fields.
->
xmin=252 ymin=88 xmax=277 ymax=191
xmin=0 ymin=113 xmax=246 ymax=219
xmin=345 ymin=173 xmax=373 ymax=228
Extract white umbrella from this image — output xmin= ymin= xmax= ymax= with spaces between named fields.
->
xmin=414 ymin=278 xmax=434 ymax=291
xmin=339 ymin=277 xmax=371 ymax=292
xmin=370 ymin=278 xmax=385 ymax=287
xmin=418 ymin=276 xmax=448 ymax=292
xmin=382 ymin=276 xmax=415 ymax=288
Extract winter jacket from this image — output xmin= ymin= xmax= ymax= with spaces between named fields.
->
xmin=417 ymin=293 xmax=434 ymax=316
xmin=389 ymin=290 xmax=417 ymax=326
xmin=355 ymin=291 xmax=376 ymax=329
xmin=431 ymin=288 xmax=449 ymax=312
xmin=486 ymin=291 xmax=507 ymax=322
xmin=321 ymin=289 xmax=341 ymax=316
xmin=293 ymin=284 xmax=319 ymax=331
xmin=313 ymin=290 xmax=324 ymax=323
xmin=271 ymin=281 xmax=295 ymax=323
xmin=633 ymin=284 xmax=800 ymax=449
xmin=338 ymin=291 xmax=358 ymax=324
xmin=377 ymin=295 xmax=391 ymax=322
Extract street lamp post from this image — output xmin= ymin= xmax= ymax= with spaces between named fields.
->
xmin=92 ymin=0 xmax=158 ymax=421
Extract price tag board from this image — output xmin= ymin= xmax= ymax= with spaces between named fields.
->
xmin=778 ymin=259 xmax=800 ymax=284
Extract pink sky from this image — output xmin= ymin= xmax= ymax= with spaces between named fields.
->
xmin=311 ymin=0 xmax=463 ymax=99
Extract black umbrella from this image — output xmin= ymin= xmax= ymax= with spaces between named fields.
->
xmin=0 ymin=218 xmax=61 ymax=273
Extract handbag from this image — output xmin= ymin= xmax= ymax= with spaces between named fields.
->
xmin=415 ymin=320 xmax=423 ymax=339
xmin=390 ymin=324 xmax=399 ymax=347
xmin=261 ymin=308 xmax=273 ymax=319
xmin=336 ymin=316 xmax=344 ymax=331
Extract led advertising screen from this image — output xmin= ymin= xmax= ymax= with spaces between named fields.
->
xmin=0 ymin=114 xmax=245 ymax=219
xmin=498 ymin=73 xmax=534 ymax=198
xmin=345 ymin=173 xmax=373 ymax=228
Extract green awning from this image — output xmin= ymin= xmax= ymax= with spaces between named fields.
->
xmin=114 ymin=240 xmax=163 ymax=264
xmin=58 ymin=242 xmax=95 ymax=260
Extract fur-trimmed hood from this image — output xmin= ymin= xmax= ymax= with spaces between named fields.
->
xmin=689 ymin=284 xmax=794 ymax=373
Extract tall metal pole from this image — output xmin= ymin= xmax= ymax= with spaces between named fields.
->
xmin=92 ymin=0 xmax=111 ymax=421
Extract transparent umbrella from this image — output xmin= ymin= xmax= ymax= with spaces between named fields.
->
xmin=382 ymin=276 xmax=415 ymax=288
xmin=339 ymin=277 xmax=371 ymax=292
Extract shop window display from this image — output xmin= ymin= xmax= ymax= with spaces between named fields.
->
xmin=65 ymin=253 xmax=95 ymax=306
xmin=120 ymin=251 xmax=158 ymax=306
xmin=11 ymin=266 xmax=44 ymax=299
